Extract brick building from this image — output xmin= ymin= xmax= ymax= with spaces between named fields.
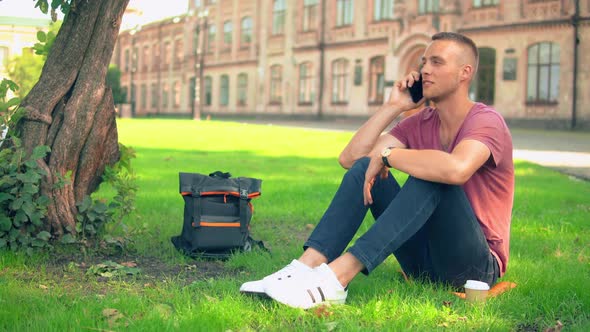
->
xmin=112 ymin=0 xmax=590 ymax=129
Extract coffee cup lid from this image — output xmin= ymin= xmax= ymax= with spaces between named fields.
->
xmin=464 ymin=280 xmax=490 ymax=290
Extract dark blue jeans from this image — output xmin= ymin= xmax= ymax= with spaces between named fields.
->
xmin=304 ymin=157 xmax=499 ymax=288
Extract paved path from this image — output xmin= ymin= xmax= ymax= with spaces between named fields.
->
xmin=232 ymin=118 xmax=590 ymax=181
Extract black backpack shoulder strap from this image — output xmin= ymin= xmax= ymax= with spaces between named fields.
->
xmin=238 ymin=177 xmax=249 ymax=233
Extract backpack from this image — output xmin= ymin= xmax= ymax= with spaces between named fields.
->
xmin=171 ymin=171 xmax=264 ymax=259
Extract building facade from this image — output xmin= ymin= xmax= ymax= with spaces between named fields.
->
xmin=112 ymin=0 xmax=590 ymax=129
xmin=0 ymin=16 xmax=51 ymax=83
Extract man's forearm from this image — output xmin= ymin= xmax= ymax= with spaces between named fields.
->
xmin=390 ymin=149 xmax=468 ymax=185
xmin=339 ymin=105 xmax=405 ymax=168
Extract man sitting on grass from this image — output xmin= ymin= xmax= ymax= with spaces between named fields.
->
xmin=240 ymin=32 xmax=514 ymax=309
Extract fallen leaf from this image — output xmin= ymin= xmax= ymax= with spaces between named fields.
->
xmin=39 ymin=284 xmax=48 ymax=290
xmin=313 ymin=305 xmax=333 ymax=318
xmin=305 ymin=223 xmax=315 ymax=230
xmin=544 ymin=320 xmax=563 ymax=332
xmin=442 ymin=301 xmax=452 ymax=307
xmin=120 ymin=261 xmax=137 ymax=268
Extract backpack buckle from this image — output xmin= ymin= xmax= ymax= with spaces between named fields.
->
xmin=239 ymin=189 xmax=248 ymax=199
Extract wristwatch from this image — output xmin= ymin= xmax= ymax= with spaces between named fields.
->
xmin=381 ymin=146 xmax=395 ymax=168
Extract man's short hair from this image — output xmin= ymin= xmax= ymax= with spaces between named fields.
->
xmin=432 ymin=32 xmax=479 ymax=71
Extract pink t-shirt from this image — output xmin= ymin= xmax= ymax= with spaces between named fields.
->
xmin=389 ymin=103 xmax=514 ymax=276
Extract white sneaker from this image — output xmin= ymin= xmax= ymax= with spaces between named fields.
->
xmin=264 ymin=263 xmax=348 ymax=309
xmin=239 ymin=259 xmax=313 ymax=295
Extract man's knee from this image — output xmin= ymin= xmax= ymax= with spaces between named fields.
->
xmin=350 ymin=156 xmax=370 ymax=172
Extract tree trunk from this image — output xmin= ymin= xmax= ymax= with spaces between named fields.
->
xmin=16 ymin=0 xmax=129 ymax=236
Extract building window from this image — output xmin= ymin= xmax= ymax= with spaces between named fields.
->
xmin=298 ymin=62 xmax=315 ymax=104
xmin=189 ymin=77 xmax=196 ymax=107
xmin=142 ymin=46 xmax=150 ymax=71
xmin=162 ymin=83 xmax=169 ymax=108
xmin=0 ymin=46 xmax=8 ymax=66
xmin=174 ymin=39 xmax=183 ymax=66
xmin=208 ymin=24 xmax=216 ymax=52
xmin=237 ymin=73 xmax=248 ymax=106
xmin=374 ymin=0 xmax=394 ymax=21
xmin=336 ymin=0 xmax=354 ymax=27
xmin=418 ymin=0 xmax=439 ymax=14
xmin=151 ymin=83 xmax=158 ymax=108
xmin=121 ymin=86 xmax=128 ymax=103
xmin=124 ymin=49 xmax=130 ymax=72
xmin=470 ymin=48 xmax=496 ymax=105
xmin=204 ymin=76 xmax=212 ymax=106
xmin=270 ymin=65 xmax=282 ymax=103
xmin=223 ymin=21 xmax=232 ymax=47
xmin=272 ymin=0 xmax=286 ymax=35
xmin=164 ymin=42 xmax=171 ymax=65
xmin=193 ymin=27 xmax=201 ymax=55
xmin=241 ymin=17 xmax=252 ymax=46
xmin=368 ymin=56 xmax=385 ymax=104
xmin=303 ymin=0 xmax=318 ymax=32
xmin=132 ymin=47 xmax=138 ymax=72
xmin=220 ymin=75 xmax=229 ymax=106
xmin=152 ymin=44 xmax=159 ymax=70
xmin=194 ymin=0 xmax=202 ymax=7
xmin=130 ymin=84 xmax=136 ymax=107
xmin=527 ymin=42 xmax=560 ymax=104
xmin=331 ymin=58 xmax=349 ymax=103
xmin=472 ymin=0 xmax=499 ymax=8
xmin=140 ymin=84 xmax=147 ymax=109
xmin=173 ymin=81 xmax=181 ymax=108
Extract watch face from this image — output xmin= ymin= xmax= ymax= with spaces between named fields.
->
xmin=381 ymin=147 xmax=391 ymax=157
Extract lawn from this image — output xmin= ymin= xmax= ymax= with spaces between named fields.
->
xmin=1 ymin=118 xmax=589 ymax=331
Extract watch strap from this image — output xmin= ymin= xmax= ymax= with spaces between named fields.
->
xmin=382 ymin=153 xmax=392 ymax=168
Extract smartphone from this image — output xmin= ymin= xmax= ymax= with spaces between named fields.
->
xmin=408 ymin=75 xmax=423 ymax=103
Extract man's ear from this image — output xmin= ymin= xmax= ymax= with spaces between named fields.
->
xmin=460 ymin=64 xmax=474 ymax=82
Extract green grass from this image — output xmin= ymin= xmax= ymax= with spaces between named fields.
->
xmin=1 ymin=118 xmax=589 ymax=331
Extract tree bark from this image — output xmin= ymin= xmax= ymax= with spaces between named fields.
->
xmin=16 ymin=0 xmax=129 ymax=236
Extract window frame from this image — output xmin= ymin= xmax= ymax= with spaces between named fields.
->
xmin=272 ymin=0 xmax=286 ymax=35
xmin=223 ymin=20 xmax=233 ymax=47
xmin=331 ymin=58 xmax=349 ymax=104
xmin=302 ymin=0 xmax=318 ymax=32
xmin=472 ymin=0 xmax=499 ymax=8
xmin=374 ymin=0 xmax=394 ymax=22
xmin=204 ymin=76 xmax=213 ymax=106
xmin=368 ymin=56 xmax=385 ymax=105
xmin=298 ymin=62 xmax=315 ymax=105
xmin=207 ymin=24 xmax=216 ymax=52
xmin=241 ymin=17 xmax=253 ymax=46
xmin=220 ymin=75 xmax=230 ymax=106
xmin=270 ymin=64 xmax=283 ymax=104
xmin=336 ymin=0 xmax=354 ymax=27
xmin=237 ymin=73 xmax=248 ymax=106
xmin=418 ymin=0 xmax=440 ymax=15
xmin=526 ymin=42 xmax=560 ymax=105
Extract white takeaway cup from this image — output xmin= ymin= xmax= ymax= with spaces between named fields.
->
xmin=464 ymin=280 xmax=490 ymax=303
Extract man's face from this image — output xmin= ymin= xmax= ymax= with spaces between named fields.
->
xmin=420 ymin=40 xmax=468 ymax=103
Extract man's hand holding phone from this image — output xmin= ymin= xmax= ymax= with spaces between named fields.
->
xmin=383 ymin=71 xmax=425 ymax=113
